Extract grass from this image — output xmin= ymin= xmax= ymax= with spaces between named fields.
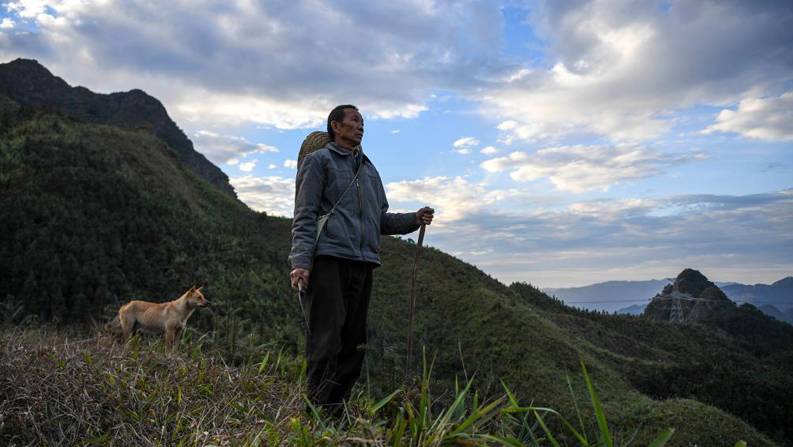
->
xmin=0 ymin=326 xmax=724 ymax=446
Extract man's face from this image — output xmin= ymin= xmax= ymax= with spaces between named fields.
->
xmin=332 ymin=108 xmax=364 ymax=148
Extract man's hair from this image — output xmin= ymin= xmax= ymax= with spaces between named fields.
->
xmin=327 ymin=104 xmax=358 ymax=141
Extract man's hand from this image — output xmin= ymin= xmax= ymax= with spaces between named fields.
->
xmin=416 ymin=206 xmax=435 ymax=225
xmin=290 ymin=268 xmax=310 ymax=290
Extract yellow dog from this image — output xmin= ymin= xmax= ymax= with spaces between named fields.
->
xmin=109 ymin=286 xmax=209 ymax=349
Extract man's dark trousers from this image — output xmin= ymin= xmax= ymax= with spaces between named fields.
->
xmin=304 ymin=255 xmax=373 ymax=412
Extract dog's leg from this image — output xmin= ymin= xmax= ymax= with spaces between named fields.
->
xmin=119 ymin=308 xmax=133 ymax=342
xmin=165 ymin=326 xmax=176 ymax=350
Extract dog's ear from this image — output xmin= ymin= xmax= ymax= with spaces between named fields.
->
xmin=197 ymin=286 xmax=203 ymax=292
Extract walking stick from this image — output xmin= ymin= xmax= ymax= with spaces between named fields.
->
xmin=405 ymin=223 xmax=426 ymax=379
xmin=297 ymin=278 xmax=311 ymax=335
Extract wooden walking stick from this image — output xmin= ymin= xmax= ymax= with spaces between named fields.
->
xmin=405 ymin=223 xmax=426 ymax=379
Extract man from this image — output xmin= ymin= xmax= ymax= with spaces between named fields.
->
xmin=289 ymin=104 xmax=433 ymax=414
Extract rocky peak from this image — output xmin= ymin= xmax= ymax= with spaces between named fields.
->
xmin=675 ymin=268 xmax=711 ymax=296
xmin=643 ymin=268 xmax=733 ymax=323
xmin=0 ymin=58 xmax=236 ymax=198
xmin=0 ymin=59 xmax=71 ymax=97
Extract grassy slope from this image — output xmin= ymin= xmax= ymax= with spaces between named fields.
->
xmin=0 ymin=102 xmax=785 ymax=445
xmin=0 ymin=328 xmax=769 ymax=447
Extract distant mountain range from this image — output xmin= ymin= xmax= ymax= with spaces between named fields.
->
xmin=544 ymin=279 xmax=673 ymax=312
xmin=546 ymin=276 xmax=793 ymax=324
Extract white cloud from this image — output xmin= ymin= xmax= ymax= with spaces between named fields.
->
xmin=283 ymin=159 xmax=297 ymax=169
xmin=230 ymin=175 xmax=294 ymax=217
xmin=391 ymin=129 xmax=400 ymax=134
xmin=5 ymin=1 xmax=49 ymax=18
xmin=704 ymin=92 xmax=793 ymax=141
xmin=386 ymin=176 xmax=509 ymax=222
xmin=453 ymin=136 xmax=479 ymax=148
xmin=425 ymin=189 xmax=793 ymax=288
xmin=239 ymin=160 xmax=256 ymax=172
xmin=481 ymin=145 xmax=706 ymax=193
xmin=0 ymin=0 xmax=508 ymax=130
xmin=480 ymin=146 xmax=498 ymax=155
xmin=480 ymin=1 xmax=793 ymax=143
xmin=268 ymin=163 xmax=277 ymax=169
xmin=192 ymin=130 xmax=278 ymax=165
xmin=452 ymin=136 xmax=479 ymax=155
xmin=0 ymin=18 xmax=15 ymax=29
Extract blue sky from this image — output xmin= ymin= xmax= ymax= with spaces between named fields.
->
xmin=2 ymin=0 xmax=792 ymax=287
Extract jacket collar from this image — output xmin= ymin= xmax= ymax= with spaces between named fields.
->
xmin=327 ymin=141 xmax=363 ymax=157
xmin=326 ymin=142 xmax=371 ymax=166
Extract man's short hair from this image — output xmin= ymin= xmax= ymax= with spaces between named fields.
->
xmin=327 ymin=104 xmax=358 ymax=141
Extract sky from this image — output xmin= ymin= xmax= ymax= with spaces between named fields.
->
xmin=1 ymin=0 xmax=792 ymax=288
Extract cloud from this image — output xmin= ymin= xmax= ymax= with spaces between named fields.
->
xmin=452 ymin=136 xmax=479 ymax=155
xmin=481 ymin=1 xmax=793 ymax=143
xmin=453 ymin=137 xmax=479 ymax=148
xmin=0 ymin=0 xmax=509 ymax=129
xmin=238 ymin=160 xmax=256 ymax=172
xmin=268 ymin=163 xmax=277 ymax=169
xmin=481 ymin=145 xmax=706 ymax=193
xmin=0 ymin=18 xmax=14 ymax=29
xmin=192 ymin=130 xmax=278 ymax=165
xmin=426 ymin=189 xmax=793 ymax=287
xmin=386 ymin=176 xmax=510 ymax=222
xmin=480 ymin=146 xmax=498 ymax=155
xmin=704 ymin=91 xmax=793 ymax=141
xmin=229 ymin=175 xmax=294 ymax=217
xmin=283 ymin=159 xmax=297 ymax=169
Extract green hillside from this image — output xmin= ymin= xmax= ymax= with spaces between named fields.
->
xmin=1 ymin=89 xmax=790 ymax=445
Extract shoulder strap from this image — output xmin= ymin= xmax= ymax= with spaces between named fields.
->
xmin=327 ymin=161 xmax=364 ymax=216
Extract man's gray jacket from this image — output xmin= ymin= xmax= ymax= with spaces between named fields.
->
xmin=289 ymin=142 xmax=419 ymax=270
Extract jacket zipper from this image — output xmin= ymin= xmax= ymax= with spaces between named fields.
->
xmin=356 ymin=176 xmax=364 ymax=260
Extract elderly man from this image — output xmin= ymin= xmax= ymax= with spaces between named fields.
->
xmin=289 ymin=104 xmax=433 ymax=414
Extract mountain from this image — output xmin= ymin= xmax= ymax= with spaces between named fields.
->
xmin=644 ymin=268 xmax=733 ymax=322
xmin=759 ymin=305 xmax=793 ymax=325
xmin=615 ymin=303 xmax=646 ymax=315
xmin=544 ymin=279 xmax=672 ymax=312
xmin=722 ymin=277 xmax=793 ymax=311
xmin=549 ymin=276 xmax=793 ymax=322
xmin=1 ymin=60 xmax=791 ymax=445
xmin=0 ymin=58 xmax=235 ymax=198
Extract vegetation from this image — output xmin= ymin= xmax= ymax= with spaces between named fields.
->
xmin=0 ymin=326 xmax=715 ymax=446
xmin=0 ymin=91 xmax=789 ymax=445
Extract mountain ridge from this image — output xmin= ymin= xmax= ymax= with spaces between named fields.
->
xmin=0 ymin=58 xmax=236 ymax=198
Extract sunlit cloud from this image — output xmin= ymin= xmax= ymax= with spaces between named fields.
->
xmin=452 ymin=136 xmax=479 ymax=155
xmin=453 ymin=137 xmax=479 ymax=148
xmin=704 ymin=92 xmax=793 ymax=141
xmin=238 ymin=160 xmax=256 ymax=172
xmin=480 ymin=146 xmax=498 ymax=155
xmin=429 ymin=189 xmax=793 ymax=287
xmin=229 ymin=175 xmax=294 ymax=217
xmin=386 ymin=176 xmax=510 ymax=222
xmin=481 ymin=145 xmax=707 ymax=193
xmin=0 ymin=0 xmax=508 ymax=130
xmin=480 ymin=1 xmax=793 ymax=143
xmin=192 ymin=130 xmax=278 ymax=165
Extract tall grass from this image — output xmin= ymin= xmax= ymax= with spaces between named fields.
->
xmin=0 ymin=326 xmax=748 ymax=446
